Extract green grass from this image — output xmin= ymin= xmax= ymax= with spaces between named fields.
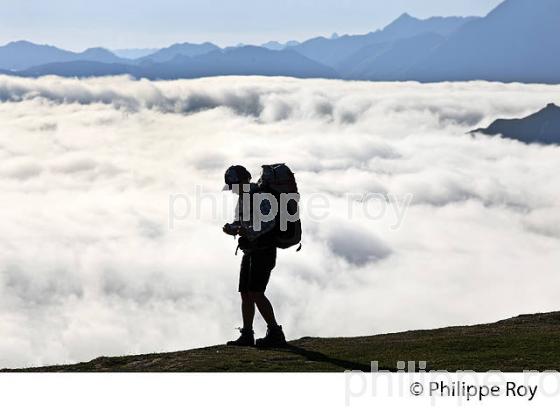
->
xmin=6 ymin=311 xmax=560 ymax=372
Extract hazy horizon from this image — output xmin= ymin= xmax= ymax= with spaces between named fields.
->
xmin=0 ymin=0 xmax=502 ymax=51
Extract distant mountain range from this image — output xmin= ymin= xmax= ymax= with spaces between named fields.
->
xmin=112 ymin=48 xmax=159 ymax=59
xmin=260 ymin=40 xmax=301 ymax=51
xmin=0 ymin=41 xmax=130 ymax=70
xmin=473 ymin=103 xmax=560 ymax=145
xmin=289 ymin=13 xmax=477 ymax=71
xmin=137 ymin=42 xmax=220 ymax=63
xmin=410 ymin=0 xmax=560 ymax=83
xmin=1 ymin=0 xmax=559 ymax=83
xmin=19 ymin=46 xmax=337 ymax=80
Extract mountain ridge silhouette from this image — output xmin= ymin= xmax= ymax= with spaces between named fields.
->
xmin=473 ymin=103 xmax=560 ymax=144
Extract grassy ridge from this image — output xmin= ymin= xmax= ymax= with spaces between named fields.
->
xmin=6 ymin=311 xmax=560 ymax=372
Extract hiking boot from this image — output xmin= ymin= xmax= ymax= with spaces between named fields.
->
xmin=256 ymin=325 xmax=287 ymax=348
xmin=227 ymin=328 xmax=255 ymax=347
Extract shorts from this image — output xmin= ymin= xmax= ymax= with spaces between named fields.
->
xmin=238 ymin=247 xmax=277 ymax=292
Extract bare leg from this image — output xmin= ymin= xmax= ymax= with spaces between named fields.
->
xmin=250 ymin=292 xmax=278 ymax=328
xmin=241 ymin=292 xmax=255 ymax=330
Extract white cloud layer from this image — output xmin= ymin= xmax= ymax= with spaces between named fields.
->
xmin=1 ymin=75 xmax=559 ymax=368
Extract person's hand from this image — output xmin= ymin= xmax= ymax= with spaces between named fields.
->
xmin=236 ymin=225 xmax=248 ymax=236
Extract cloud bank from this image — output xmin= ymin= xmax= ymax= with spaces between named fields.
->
xmin=0 ymin=75 xmax=559 ymax=368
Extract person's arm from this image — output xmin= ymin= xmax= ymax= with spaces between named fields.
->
xmin=222 ymin=195 xmax=245 ymax=236
xmin=223 ymin=222 xmax=241 ymax=236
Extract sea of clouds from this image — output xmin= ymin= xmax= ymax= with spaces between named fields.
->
xmin=0 ymin=75 xmax=559 ymax=368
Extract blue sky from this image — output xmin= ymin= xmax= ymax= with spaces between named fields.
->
xmin=0 ymin=0 xmax=503 ymax=50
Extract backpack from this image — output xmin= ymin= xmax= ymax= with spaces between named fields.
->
xmin=258 ymin=164 xmax=302 ymax=251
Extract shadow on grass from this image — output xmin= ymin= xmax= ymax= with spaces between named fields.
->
xmin=267 ymin=344 xmax=395 ymax=372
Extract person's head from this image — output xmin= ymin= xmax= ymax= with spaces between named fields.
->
xmin=223 ymin=165 xmax=251 ymax=193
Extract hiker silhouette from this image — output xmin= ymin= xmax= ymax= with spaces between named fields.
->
xmin=222 ymin=164 xmax=301 ymax=348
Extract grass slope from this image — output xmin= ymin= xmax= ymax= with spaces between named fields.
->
xmin=6 ymin=312 xmax=560 ymax=372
